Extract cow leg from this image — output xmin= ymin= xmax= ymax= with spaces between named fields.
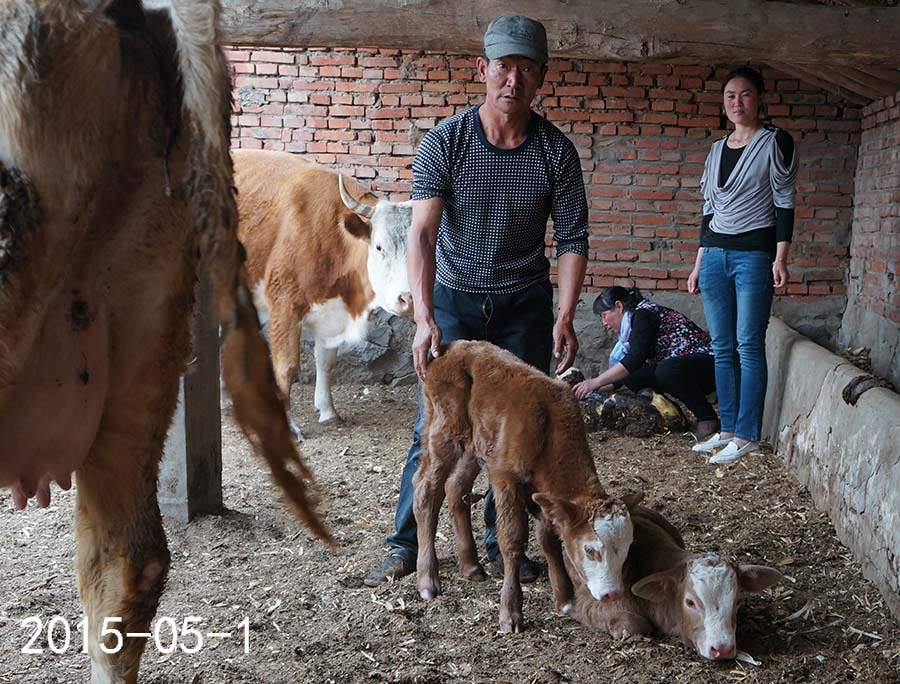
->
xmin=537 ymin=516 xmax=574 ymax=614
xmin=492 ymin=478 xmax=527 ymax=633
xmin=444 ymin=457 xmax=485 ymax=581
xmin=313 ymin=336 xmax=341 ymax=425
xmin=413 ymin=441 xmax=454 ymax=600
xmin=75 ymin=434 xmax=169 ymax=684
xmin=268 ymin=300 xmax=302 ymax=439
xmin=574 ymin=585 xmax=651 ymax=638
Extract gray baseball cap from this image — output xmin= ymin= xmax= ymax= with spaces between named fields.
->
xmin=483 ymin=15 xmax=548 ymax=65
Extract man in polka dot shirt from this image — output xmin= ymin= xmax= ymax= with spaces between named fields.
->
xmin=365 ymin=15 xmax=590 ymax=587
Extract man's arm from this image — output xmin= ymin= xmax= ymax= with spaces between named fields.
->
xmin=408 ymin=197 xmax=444 ymax=380
xmin=553 ymin=251 xmax=587 ymax=375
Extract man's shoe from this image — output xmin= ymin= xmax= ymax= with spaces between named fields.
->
xmin=691 ymin=432 xmax=731 ymax=453
xmin=363 ymin=552 xmax=416 ymax=587
xmin=485 ymin=554 xmax=541 ymax=583
xmin=709 ymin=440 xmax=759 ymax=465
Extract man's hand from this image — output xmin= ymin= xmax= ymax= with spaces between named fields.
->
xmin=552 ymin=318 xmax=578 ymax=376
xmin=412 ymin=318 xmax=443 ymax=381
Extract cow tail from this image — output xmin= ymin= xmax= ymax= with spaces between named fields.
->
xmin=167 ymin=0 xmax=334 ymax=546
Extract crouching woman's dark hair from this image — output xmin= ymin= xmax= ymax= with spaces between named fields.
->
xmin=593 ymin=286 xmax=644 ymax=315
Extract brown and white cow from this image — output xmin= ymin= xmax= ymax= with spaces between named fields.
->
xmin=413 ymin=340 xmax=642 ymax=633
xmin=233 ymin=149 xmax=413 ymax=433
xmin=0 ymin=2 xmax=330 ymax=682
xmin=572 ymin=506 xmax=783 ymax=660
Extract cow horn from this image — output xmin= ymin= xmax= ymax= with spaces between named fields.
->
xmin=338 ymin=174 xmax=374 ymax=219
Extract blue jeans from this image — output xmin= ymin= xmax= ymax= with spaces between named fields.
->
xmin=386 ymin=280 xmax=554 ymax=561
xmin=699 ymin=247 xmax=774 ymax=442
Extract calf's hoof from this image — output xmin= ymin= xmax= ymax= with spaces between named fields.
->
xmin=319 ymin=414 xmax=343 ymax=427
xmin=558 ymin=602 xmax=573 ymax=615
xmin=498 ymin=615 xmax=524 ymax=634
xmin=415 ymin=574 xmax=441 ymax=600
xmin=609 ymin=615 xmax=652 ymax=639
xmin=463 ymin=563 xmax=487 ymax=582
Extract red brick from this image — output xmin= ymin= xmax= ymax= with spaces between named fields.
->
xmin=252 ymin=50 xmax=295 ymax=64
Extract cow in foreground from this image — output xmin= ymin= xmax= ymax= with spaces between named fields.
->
xmin=572 ymin=506 xmax=783 ymax=660
xmin=233 ymin=149 xmax=413 ymax=434
xmin=413 ymin=340 xmax=641 ymax=633
xmin=0 ymin=2 xmax=330 ymax=682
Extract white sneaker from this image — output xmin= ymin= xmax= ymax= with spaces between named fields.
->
xmin=709 ymin=440 xmax=759 ymax=465
xmin=691 ymin=432 xmax=731 ymax=453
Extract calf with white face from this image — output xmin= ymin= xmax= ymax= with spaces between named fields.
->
xmin=533 ymin=493 xmax=642 ymax=606
xmin=632 ymin=554 xmax=783 ymax=660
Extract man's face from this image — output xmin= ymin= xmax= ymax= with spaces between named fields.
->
xmin=477 ymin=55 xmax=546 ymax=117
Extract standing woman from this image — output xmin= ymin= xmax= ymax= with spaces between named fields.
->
xmin=687 ymin=67 xmax=798 ymax=464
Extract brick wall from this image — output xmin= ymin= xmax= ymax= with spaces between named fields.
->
xmin=838 ymin=91 xmax=900 ymax=388
xmin=228 ymin=47 xmax=860 ymax=301
xmin=847 ymin=93 xmax=900 ymax=324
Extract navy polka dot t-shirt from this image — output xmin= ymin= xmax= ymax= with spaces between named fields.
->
xmin=412 ymin=106 xmax=589 ymax=294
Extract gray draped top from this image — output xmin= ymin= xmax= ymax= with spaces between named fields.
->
xmin=701 ymin=125 xmax=798 ymax=236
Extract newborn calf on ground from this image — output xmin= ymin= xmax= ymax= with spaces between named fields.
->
xmin=414 ymin=340 xmax=641 ymax=633
xmin=573 ymin=506 xmax=782 ymax=659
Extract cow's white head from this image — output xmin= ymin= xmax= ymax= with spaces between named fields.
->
xmin=338 ymin=175 xmax=413 ymax=316
xmin=632 ymin=554 xmax=783 ymax=660
xmin=534 ymin=491 xmax=643 ymax=603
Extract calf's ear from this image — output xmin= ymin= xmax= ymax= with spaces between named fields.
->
xmin=532 ymin=493 xmax=580 ymax=531
xmin=631 ymin=565 xmax=684 ymax=603
xmin=736 ymin=565 xmax=783 ymax=595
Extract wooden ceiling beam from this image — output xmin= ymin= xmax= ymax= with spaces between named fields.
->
xmin=219 ymin=0 xmax=900 ymax=67
xmin=812 ymin=66 xmax=891 ymax=100
xmin=861 ymin=66 xmax=900 ymax=89
xmin=768 ymin=62 xmax=871 ymax=106
xmin=838 ymin=66 xmax=900 ymax=97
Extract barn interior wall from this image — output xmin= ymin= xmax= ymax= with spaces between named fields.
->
xmin=838 ymin=91 xmax=900 ymax=389
xmin=227 ymin=47 xmax=863 ymax=350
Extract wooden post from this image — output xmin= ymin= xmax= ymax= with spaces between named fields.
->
xmin=159 ymin=272 xmax=223 ymax=522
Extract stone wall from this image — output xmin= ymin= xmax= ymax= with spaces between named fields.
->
xmin=763 ymin=317 xmax=900 ymax=618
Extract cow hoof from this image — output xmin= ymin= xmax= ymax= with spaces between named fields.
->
xmin=559 ymin=602 xmax=573 ymax=615
xmin=287 ymin=415 xmax=304 ymax=441
xmin=463 ymin=564 xmax=487 ymax=582
xmin=319 ymin=414 xmax=343 ymax=427
xmin=499 ymin=617 xmax=523 ymax=634
xmin=418 ymin=588 xmax=437 ymax=601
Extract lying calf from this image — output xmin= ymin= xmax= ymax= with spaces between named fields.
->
xmin=573 ymin=506 xmax=782 ymax=660
xmin=414 ymin=340 xmax=641 ymax=633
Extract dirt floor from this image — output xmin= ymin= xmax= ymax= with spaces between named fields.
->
xmin=2 ymin=383 xmax=899 ymax=684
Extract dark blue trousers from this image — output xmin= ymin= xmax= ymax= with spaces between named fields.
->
xmin=386 ymin=280 xmax=554 ymax=560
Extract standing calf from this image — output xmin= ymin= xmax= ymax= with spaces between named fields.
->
xmin=572 ymin=506 xmax=783 ymax=660
xmin=414 ymin=340 xmax=641 ymax=633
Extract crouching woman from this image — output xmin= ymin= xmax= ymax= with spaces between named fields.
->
xmin=572 ymin=286 xmax=719 ymax=438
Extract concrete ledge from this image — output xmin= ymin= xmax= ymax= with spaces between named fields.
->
xmin=763 ymin=317 xmax=900 ymax=617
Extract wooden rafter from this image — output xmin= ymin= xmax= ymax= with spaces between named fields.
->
xmin=219 ymin=0 xmax=900 ymax=67
xmin=767 ymin=62 xmax=872 ymax=105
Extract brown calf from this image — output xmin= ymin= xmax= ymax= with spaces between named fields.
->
xmin=413 ymin=340 xmax=641 ymax=633
xmin=572 ymin=506 xmax=782 ymax=660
